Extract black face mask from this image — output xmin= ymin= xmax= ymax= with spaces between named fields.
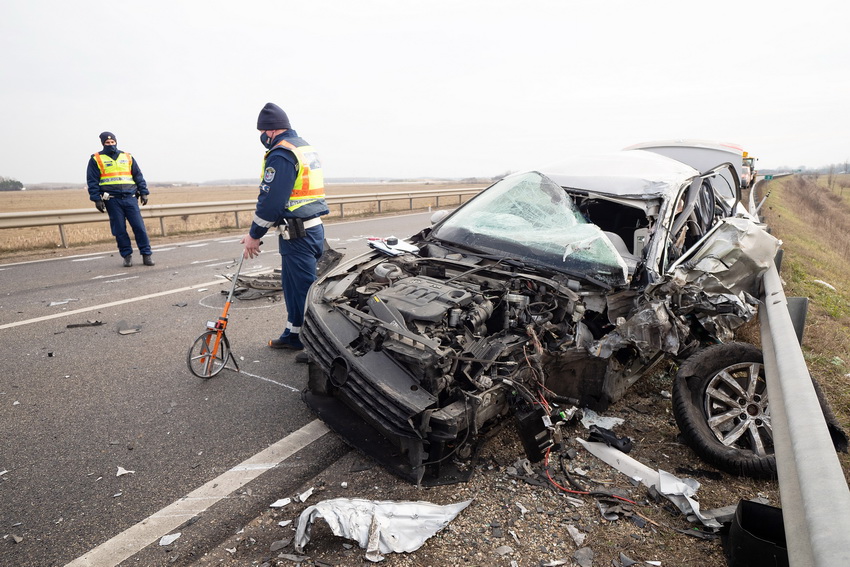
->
xmin=260 ymin=132 xmax=273 ymax=149
xmin=103 ymin=145 xmax=120 ymax=156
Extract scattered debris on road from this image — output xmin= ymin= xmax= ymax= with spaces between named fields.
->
xmin=66 ymin=319 xmax=103 ymax=328
xmin=159 ymin=532 xmax=181 ymax=546
xmin=116 ymin=320 xmax=141 ymax=335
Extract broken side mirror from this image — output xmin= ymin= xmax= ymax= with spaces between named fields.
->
xmin=430 ymin=209 xmax=449 ymax=225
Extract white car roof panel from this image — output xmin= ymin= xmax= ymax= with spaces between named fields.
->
xmin=539 ymin=150 xmax=700 ymax=199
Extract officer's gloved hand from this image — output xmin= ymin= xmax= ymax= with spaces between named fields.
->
xmin=95 ymin=200 xmax=106 ymax=213
xmin=140 ymin=195 xmax=148 ymax=206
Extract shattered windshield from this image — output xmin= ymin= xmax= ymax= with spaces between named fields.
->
xmin=431 ymin=172 xmax=628 ymax=286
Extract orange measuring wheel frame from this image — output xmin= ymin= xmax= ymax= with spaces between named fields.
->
xmin=187 ymin=254 xmax=246 ymax=378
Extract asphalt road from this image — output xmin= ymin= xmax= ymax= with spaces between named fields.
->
xmin=0 ymin=211 xmax=438 ymax=566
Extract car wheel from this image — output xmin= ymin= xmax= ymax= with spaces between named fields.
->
xmin=673 ymin=342 xmax=847 ymax=478
xmin=673 ymin=342 xmax=776 ymax=478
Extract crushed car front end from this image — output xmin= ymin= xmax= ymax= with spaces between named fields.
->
xmin=301 ymin=151 xmax=779 ymax=485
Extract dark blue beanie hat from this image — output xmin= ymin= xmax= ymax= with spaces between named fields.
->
xmin=100 ymin=131 xmax=116 ymax=144
xmin=256 ymin=103 xmax=291 ymax=130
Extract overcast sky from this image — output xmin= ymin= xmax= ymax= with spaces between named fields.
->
xmin=2 ymin=1 xmax=849 ymax=186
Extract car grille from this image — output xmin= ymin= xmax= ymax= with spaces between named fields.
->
xmin=301 ymin=306 xmax=437 ymax=441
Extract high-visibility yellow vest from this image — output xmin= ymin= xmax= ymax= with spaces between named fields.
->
xmin=93 ymin=152 xmax=135 ymax=187
xmin=265 ymin=138 xmax=325 ymax=212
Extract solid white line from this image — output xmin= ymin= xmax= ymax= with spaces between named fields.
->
xmin=65 ymin=420 xmax=329 ymax=567
xmin=0 ymin=279 xmax=225 ymax=330
xmin=1 ymin=267 xmax=275 ymax=330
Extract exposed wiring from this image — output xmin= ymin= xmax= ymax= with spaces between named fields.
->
xmin=543 ymin=447 xmax=638 ymax=505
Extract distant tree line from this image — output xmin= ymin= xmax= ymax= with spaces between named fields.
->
xmin=0 ymin=176 xmax=24 ymax=191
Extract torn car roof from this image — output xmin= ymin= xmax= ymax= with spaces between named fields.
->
xmin=538 ymin=150 xmax=700 ymax=199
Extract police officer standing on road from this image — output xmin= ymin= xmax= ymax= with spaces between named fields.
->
xmin=86 ymin=132 xmax=154 ymax=267
xmin=241 ymin=103 xmax=329 ymax=351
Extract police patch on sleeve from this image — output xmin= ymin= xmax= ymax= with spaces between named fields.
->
xmin=263 ymin=167 xmax=276 ymax=183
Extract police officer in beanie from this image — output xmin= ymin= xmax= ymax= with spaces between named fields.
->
xmin=241 ymin=103 xmax=329 ymax=350
xmin=86 ymin=132 xmax=154 ymax=267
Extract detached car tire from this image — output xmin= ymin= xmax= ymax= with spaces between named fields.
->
xmin=673 ymin=342 xmax=847 ymax=478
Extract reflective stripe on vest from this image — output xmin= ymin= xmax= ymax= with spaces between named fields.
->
xmin=94 ymin=152 xmax=135 ymax=186
xmin=264 ymin=139 xmax=325 ymax=212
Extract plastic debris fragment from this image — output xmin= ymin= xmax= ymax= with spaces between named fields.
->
xmin=573 ymin=547 xmax=594 ymax=567
xmin=116 ymin=320 xmax=142 ymax=335
xmin=580 ymin=408 xmax=624 ymax=429
xmin=297 ymin=487 xmax=314 ymax=502
xmin=578 ymin=438 xmax=720 ymax=528
xmin=270 ymin=497 xmax=292 ymax=508
xmin=159 ymin=533 xmax=181 ymax=546
xmin=116 ymin=466 xmax=135 ymax=477
xmin=566 ymin=524 xmax=586 ymax=546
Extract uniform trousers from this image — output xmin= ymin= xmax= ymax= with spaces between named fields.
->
xmin=105 ymin=196 xmax=152 ymax=257
xmin=278 ymin=223 xmax=325 ymax=335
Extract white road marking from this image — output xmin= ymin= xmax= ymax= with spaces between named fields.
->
xmin=205 ymin=260 xmax=239 ymax=267
xmin=1 ymin=267 xmax=274 ymax=330
xmin=104 ymin=276 xmax=140 ymax=284
xmin=0 ymin=279 xmax=226 ymax=330
xmin=65 ymin=420 xmax=329 ymax=567
xmin=72 ymin=256 xmax=107 ymax=262
xmin=91 ymin=273 xmax=128 ymax=279
xmin=186 ymin=243 xmax=209 ymax=248
xmin=238 ymin=370 xmax=298 ymax=392
xmin=191 ymin=258 xmax=221 ymax=264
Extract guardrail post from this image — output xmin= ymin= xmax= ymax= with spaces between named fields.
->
xmin=409 ymin=197 xmax=413 ymax=210
xmin=159 ymin=218 xmax=167 ymax=236
xmin=235 ymin=212 xmax=241 ymax=229
xmin=340 ymin=203 xmax=345 ymax=218
xmin=378 ymin=200 xmax=383 ymax=213
xmin=58 ymin=224 xmax=68 ymax=248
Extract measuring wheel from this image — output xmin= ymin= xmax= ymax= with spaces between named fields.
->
xmin=187 ymin=253 xmax=247 ymax=379
xmin=187 ymin=329 xmax=234 ymax=378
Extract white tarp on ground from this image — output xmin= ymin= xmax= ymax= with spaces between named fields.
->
xmin=294 ymin=498 xmax=473 ymax=562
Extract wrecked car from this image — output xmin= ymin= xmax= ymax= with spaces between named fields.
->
xmin=299 ymin=148 xmax=834 ymax=484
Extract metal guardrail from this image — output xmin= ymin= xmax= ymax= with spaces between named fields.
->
xmin=0 ymin=187 xmax=483 ymax=248
xmin=751 ymin=177 xmax=850 ymax=566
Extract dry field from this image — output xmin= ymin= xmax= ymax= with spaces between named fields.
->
xmin=0 ymin=182 xmax=488 ymax=257
xmin=759 ymin=174 xmax=850 ymax=438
